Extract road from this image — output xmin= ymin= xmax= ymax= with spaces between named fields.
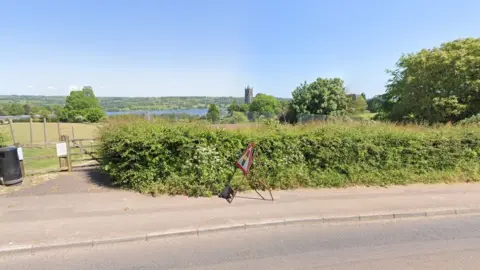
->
xmin=2 ymin=216 xmax=480 ymax=269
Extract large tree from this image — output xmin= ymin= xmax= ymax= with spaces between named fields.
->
xmin=290 ymin=77 xmax=348 ymax=120
xmin=59 ymin=86 xmax=105 ymax=122
xmin=248 ymin=93 xmax=281 ymax=118
xmin=382 ymin=38 xmax=480 ymax=123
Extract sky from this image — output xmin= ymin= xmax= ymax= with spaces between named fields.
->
xmin=1 ymin=0 xmax=480 ymax=98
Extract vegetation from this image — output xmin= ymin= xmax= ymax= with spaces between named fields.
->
xmin=0 ymin=131 xmax=6 ymax=147
xmin=99 ymin=120 xmax=480 ymax=197
xmin=221 ymin=111 xmax=249 ymax=124
xmin=206 ymin=104 xmax=220 ymax=123
xmin=0 ymin=122 xmax=99 ymax=145
xmin=57 ymin=86 xmax=106 ymax=123
xmin=0 ymin=122 xmax=99 ymax=172
xmin=0 ymin=95 xmax=291 ymax=113
xmin=377 ymin=38 xmax=480 ymax=124
xmin=347 ymin=94 xmax=368 ymax=115
xmin=248 ymin=93 xmax=281 ymax=118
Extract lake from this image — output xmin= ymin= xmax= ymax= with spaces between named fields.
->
xmin=107 ymin=109 xmax=210 ymax=116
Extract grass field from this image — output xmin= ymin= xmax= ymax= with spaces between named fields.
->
xmin=0 ymin=122 xmax=100 ymax=145
xmin=20 ymin=145 xmax=100 ymax=172
xmin=0 ymin=123 xmax=100 ymax=173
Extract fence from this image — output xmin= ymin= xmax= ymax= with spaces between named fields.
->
xmin=16 ymin=136 xmax=100 ymax=176
xmin=3 ymin=118 xmax=84 ymax=147
xmin=1 ymin=117 xmax=101 ymax=176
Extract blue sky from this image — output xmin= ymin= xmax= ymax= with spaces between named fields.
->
xmin=1 ymin=0 xmax=479 ymax=98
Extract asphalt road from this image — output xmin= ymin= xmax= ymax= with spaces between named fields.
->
xmin=2 ymin=216 xmax=480 ymax=269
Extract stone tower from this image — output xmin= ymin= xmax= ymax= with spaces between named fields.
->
xmin=244 ymin=86 xmax=253 ymax=104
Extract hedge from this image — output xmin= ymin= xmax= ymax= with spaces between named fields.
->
xmin=98 ymin=120 xmax=480 ymax=196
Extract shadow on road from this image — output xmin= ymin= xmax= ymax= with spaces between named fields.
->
xmin=3 ymin=168 xmax=121 ymax=197
xmin=84 ymin=169 xmax=118 ymax=189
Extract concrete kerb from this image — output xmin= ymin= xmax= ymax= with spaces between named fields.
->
xmin=2 ymin=207 xmax=480 ymax=256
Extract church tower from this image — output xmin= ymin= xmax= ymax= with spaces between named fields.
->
xmin=244 ymin=86 xmax=253 ymax=104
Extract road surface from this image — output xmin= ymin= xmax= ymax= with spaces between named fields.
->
xmin=2 ymin=215 xmax=480 ymax=269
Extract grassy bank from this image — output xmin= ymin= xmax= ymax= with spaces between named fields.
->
xmin=98 ymin=120 xmax=480 ymax=197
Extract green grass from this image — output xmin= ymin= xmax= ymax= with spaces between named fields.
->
xmin=0 ymin=122 xmax=100 ymax=145
xmin=0 ymin=122 xmax=100 ymax=173
xmin=354 ymin=112 xmax=376 ymax=120
xmin=21 ymin=144 xmax=100 ymax=172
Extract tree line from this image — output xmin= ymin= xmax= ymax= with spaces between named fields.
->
xmin=0 ymin=86 xmax=106 ymax=123
xmin=207 ymin=78 xmax=369 ymax=124
xmin=3 ymin=37 xmax=477 ymax=125
xmin=369 ymin=38 xmax=480 ymax=124
xmin=209 ymin=37 xmax=480 ymax=125
xmin=0 ymin=95 xmax=290 ymax=112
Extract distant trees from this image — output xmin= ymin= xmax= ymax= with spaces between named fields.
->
xmin=248 ymin=93 xmax=281 ymax=118
xmin=227 ymin=100 xmax=248 ymax=116
xmin=347 ymin=94 xmax=368 ymax=114
xmin=206 ymin=104 xmax=220 ymax=123
xmin=58 ymin=86 xmax=106 ymax=123
xmin=379 ymin=38 xmax=480 ymax=123
xmin=290 ymin=78 xmax=349 ymax=119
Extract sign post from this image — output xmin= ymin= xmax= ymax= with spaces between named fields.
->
xmin=219 ymin=143 xmax=274 ymax=204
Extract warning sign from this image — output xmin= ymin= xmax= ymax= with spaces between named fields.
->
xmin=235 ymin=143 xmax=255 ymax=176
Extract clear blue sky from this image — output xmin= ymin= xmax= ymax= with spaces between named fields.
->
xmin=1 ymin=0 xmax=479 ymax=98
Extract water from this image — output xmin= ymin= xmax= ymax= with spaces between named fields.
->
xmin=106 ymin=109 xmax=209 ymax=116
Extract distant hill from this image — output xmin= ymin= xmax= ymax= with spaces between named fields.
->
xmin=0 ymin=95 xmax=291 ymax=112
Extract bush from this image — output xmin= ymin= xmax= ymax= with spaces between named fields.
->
xmin=221 ymin=111 xmax=248 ymax=124
xmin=83 ymin=107 xmax=106 ymax=122
xmin=458 ymin=114 xmax=480 ymax=126
xmin=0 ymin=131 xmax=7 ymax=147
xmin=99 ymin=120 xmax=480 ymax=197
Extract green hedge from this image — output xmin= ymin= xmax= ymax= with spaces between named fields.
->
xmin=99 ymin=121 xmax=480 ymax=196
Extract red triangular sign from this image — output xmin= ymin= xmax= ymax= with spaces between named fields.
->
xmin=235 ymin=143 xmax=255 ymax=176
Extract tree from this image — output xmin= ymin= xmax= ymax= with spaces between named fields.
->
xmin=65 ymin=88 xmax=100 ymax=111
xmin=206 ymin=104 xmax=220 ymax=123
xmin=222 ymin=111 xmax=248 ymax=124
xmin=381 ymin=38 xmax=480 ymax=123
xmin=367 ymin=95 xmax=384 ymax=113
xmin=248 ymin=93 xmax=281 ymax=118
xmin=5 ymin=104 xmax=25 ymax=116
xmin=62 ymin=86 xmax=105 ymax=122
xmin=347 ymin=94 xmax=368 ymax=114
xmin=227 ymin=100 xmax=248 ymax=116
xmin=290 ymin=78 xmax=348 ymax=121
xmin=23 ymin=104 xmax=33 ymax=115
xmin=84 ymin=107 xmax=106 ymax=122
xmin=0 ymin=106 xmax=7 ymax=116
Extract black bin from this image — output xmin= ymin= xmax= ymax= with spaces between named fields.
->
xmin=0 ymin=147 xmax=23 ymax=186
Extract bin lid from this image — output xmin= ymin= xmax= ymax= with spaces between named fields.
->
xmin=0 ymin=146 xmax=18 ymax=153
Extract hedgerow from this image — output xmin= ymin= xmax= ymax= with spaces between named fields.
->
xmin=98 ymin=120 xmax=480 ymax=196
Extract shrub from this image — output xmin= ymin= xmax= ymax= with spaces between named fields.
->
xmin=83 ymin=107 xmax=106 ymax=122
xmin=458 ymin=114 xmax=480 ymax=126
xmin=0 ymin=131 xmax=7 ymax=147
xmin=221 ymin=112 xmax=248 ymax=124
xmin=99 ymin=120 xmax=480 ymax=197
